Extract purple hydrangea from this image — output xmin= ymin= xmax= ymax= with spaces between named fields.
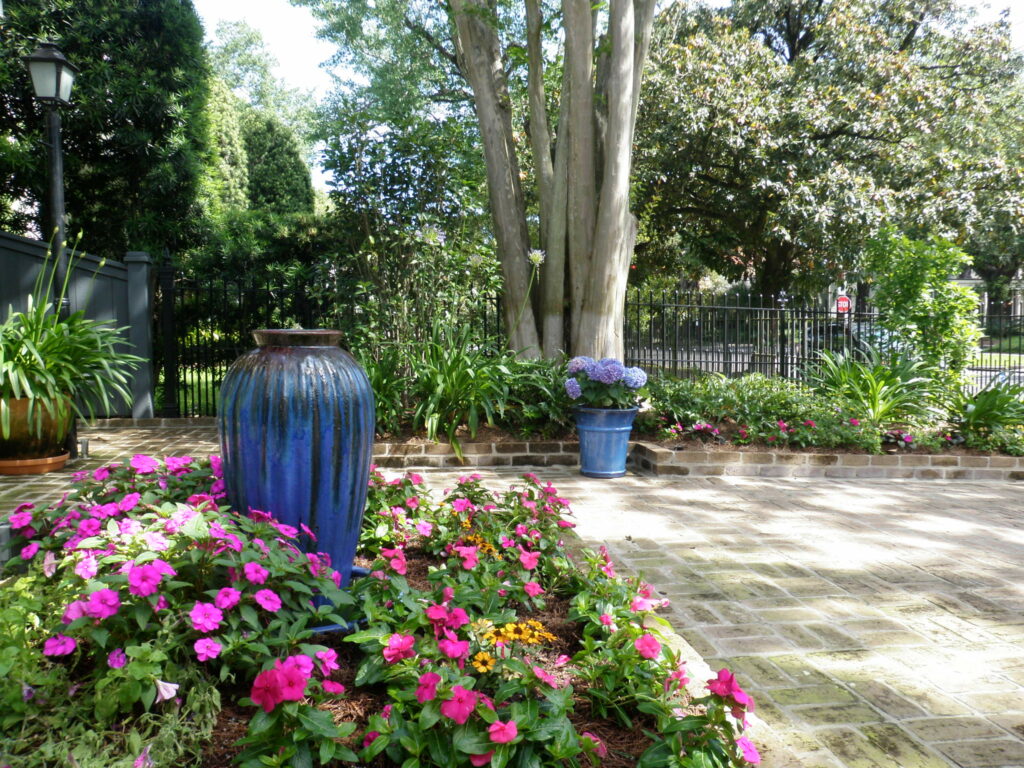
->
xmin=623 ymin=366 xmax=647 ymax=389
xmin=593 ymin=360 xmax=626 ymax=384
xmin=567 ymin=356 xmax=595 ymax=375
xmin=564 ymin=377 xmax=582 ymax=399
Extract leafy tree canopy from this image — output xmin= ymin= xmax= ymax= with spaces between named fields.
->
xmin=0 ymin=0 xmax=210 ymax=258
xmin=634 ymin=0 xmax=1023 ymax=298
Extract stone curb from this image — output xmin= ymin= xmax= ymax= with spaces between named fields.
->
xmin=631 ymin=441 xmax=1024 ymax=481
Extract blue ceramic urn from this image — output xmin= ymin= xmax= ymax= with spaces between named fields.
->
xmin=218 ymin=329 xmax=375 ymax=586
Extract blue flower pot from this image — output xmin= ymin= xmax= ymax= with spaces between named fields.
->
xmin=218 ymin=329 xmax=375 ymax=587
xmin=573 ymin=406 xmax=638 ymax=478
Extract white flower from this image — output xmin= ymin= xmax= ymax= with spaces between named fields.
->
xmin=154 ymin=679 xmax=179 ymax=703
xmin=528 ymin=249 xmax=546 ymax=266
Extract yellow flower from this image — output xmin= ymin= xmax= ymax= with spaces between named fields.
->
xmin=472 ymin=651 xmax=496 ymax=673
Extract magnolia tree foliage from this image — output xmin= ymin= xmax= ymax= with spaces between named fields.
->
xmin=634 ymin=0 xmax=1023 ymax=298
xmin=299 ymin=0 xmax=656 ymax=359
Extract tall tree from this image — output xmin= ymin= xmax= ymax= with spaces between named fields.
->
xmin=207 ymin=20 xmax=318 ymax=159
xmin=634 ymin=0 xmax=1022 ymax=299
xmin=0 ymin=0 xmax=210 ymax=257
xmin=300 ymin=0 xmax=656 ymax=359
xmin=241 ymin=111 xmax=314 ymax=215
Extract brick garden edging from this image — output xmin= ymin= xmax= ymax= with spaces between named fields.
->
xmin=86 ymin=421 xmax=1024 ymax=480
xmin=630 ymin=441 xmax=1024 ymax=481
xmin=373 ymin=440 xmax=580 ymax=469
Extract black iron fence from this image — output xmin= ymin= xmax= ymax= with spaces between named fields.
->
xmin=154 ymin=266 xmax=502 ymax=417
xmin=623 ymin=290 xmax=1024 ymax=391
xmin=155 ymin=279 xmax=1024 ymax=416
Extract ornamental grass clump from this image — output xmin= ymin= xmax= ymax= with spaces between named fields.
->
xmin=564 ymin=357 xmax=647 ymax=409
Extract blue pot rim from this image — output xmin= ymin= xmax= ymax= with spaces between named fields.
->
xmin=571 ymin=406 xmax=640 ymax=415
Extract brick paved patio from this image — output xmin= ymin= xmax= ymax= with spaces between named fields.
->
xmin=3 ymin=425 xmax=1024 ymax=767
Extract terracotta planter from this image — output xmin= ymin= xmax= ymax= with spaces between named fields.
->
xmin=0 ymin=452 xmax=70 ymax=475
xmin=0 ymin=397 xmax=71 ymax=462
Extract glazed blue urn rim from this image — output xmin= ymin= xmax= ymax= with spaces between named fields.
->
xmin=253 ymin=328 xmax=344 ymax=348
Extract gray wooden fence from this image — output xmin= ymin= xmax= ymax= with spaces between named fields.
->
xmin=0 ymin=231 xmax=154 ymax=418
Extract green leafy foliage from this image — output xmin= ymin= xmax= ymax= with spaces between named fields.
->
xmin=948 ymin=381 xmax=1024 ymax=437
xmin=408 ymin=323 xmax=510 ymax=457
xmin=805 ymin=347 xmax=939 ymax=425
xmin=241 ymin=111 xmax=315 ymax=215
xmin=634 ymin=1 xmax=1022 ymax=296
xmin=0 ymin=252 xmax=141 ymax=443
xmin=864 ymin=230 xmax=983 ymax=391
xmin=0 ymin=0 xmax=210 ymax=257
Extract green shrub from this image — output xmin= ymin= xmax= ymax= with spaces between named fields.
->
xmin=864 ymin=229 xmax=982 ymax=391
xmin=408 ymin=322 xmax=510 ymax=456
xmin=500 ymin=358 xmax=574 ymax=438
xmin=354 ymin=342 xmax=411 ymax=436
xmin=649 ymin=373 xmax=834 ymax=428
xmin=804 ymin=347 xmax=939 ymax=425
xmin=948 ymin=381 xmax=1024 ymax=437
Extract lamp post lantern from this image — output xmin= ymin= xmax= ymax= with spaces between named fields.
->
xmin=24 ymin=41 xmax=79 ymax=457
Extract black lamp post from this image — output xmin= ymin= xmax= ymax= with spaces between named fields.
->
xmin=24 ymin=41 xmax=80 ymax=457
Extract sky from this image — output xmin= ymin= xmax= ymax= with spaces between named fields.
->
xmin=191 ymin=0 xmax=338 ymax=99
xmin=193 ymin=0 xmax=1024 ymax=98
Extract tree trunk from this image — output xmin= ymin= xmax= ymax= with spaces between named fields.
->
xmin=563 ymin=0 xmax=597 ymax=350
xmin=541 ymin=72 xmax=570 ymax=358
xmin=451 ymin=0 xmax=541 ymax=357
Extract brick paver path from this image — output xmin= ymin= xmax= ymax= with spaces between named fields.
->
xmin=3 ymin=427 xmax=1024 ymax=767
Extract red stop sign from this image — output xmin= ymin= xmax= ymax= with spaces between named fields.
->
xmin=836 ymin=295 xmax=851 ymax=313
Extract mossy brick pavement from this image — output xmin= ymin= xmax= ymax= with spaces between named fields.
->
xmin=5 ymin=425 xmax=1024 ymax=767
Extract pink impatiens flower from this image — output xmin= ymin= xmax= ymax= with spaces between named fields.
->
xmin=20 ymin=542 xmax=40 ymax=561
xmin=243 ymin=561 xmax=269 ymax=584
xmin=736 ymin=736 xmax=761 ymax=764
xmin=533 ymin=666 xmax=558 ymax=687
xmin=518 ymin=550 xmax=540 ymax=570
xmin=440 ymin=685 xmax=477 ymax=724
xmin=316 ymin=648 xmax=340 ymax=675
xmin=453 ymin=545 xmax=478 ymax=570
xmin=189 ymin=602 xmax=224 ymax=633
xmin=523 ymin=581 xmax=544 ymax=597
xmin=75 ymin=554 xmax=99 ymax=580
xmin=43 ymin=634 xmax=77 ymax=656
xmin=581 ymin=732 xmax=608 ymax=758
xmin=194 ymin=638 xmax=222 ymax=662
xmin=634 ymin=633 xmax=661 ymax=660
xmin=322 ymin=680 xmax=345 ymax=695
xmin=469 ymin=753 xmax=494 ymax=767
xmin=130 ymin=454 xmax=160 ymax=474
xmin=488 ymin=719 xmax=518 ymax=744
xmin=108 ymin=648 xmax=127 ymax=668
xmin=438 ymin=631 xmax=470 ymax=664
xmin=128 ymin=564 xmax=163 ymax=597
xmin=415 ymin=521 xmax=433 ymax=537
xmin=254 ymin=589 xmax=282 ymax=612
xmin=416 ymin=671 xmax=441 ymax=703
xmin=85 ymin=588 xmax=121 ymax=620
xmin=214 ymin=587 xmax=241 ymax=610
xmin=381 ymin=546 xmax=407 ymax=575
xmin=382 ymin=633 xmax=416 ymax=664
xmin=9 ymin=507 xmax=33 ymax=529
